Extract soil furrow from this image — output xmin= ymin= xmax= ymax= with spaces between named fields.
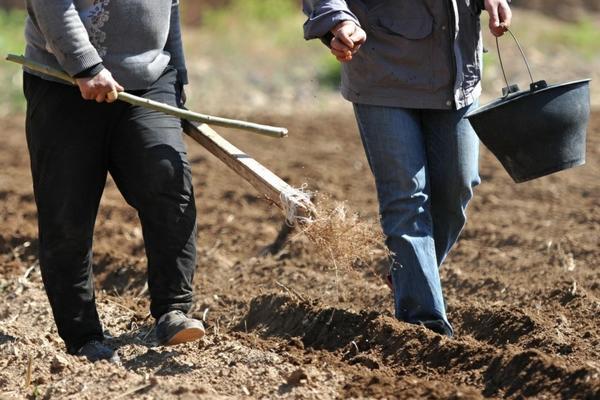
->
xmin=242 ymin=293 xmax=600 ymax=399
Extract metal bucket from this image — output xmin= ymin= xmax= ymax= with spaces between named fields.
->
xmin=466 ymin=30 xmax=591 ymax=183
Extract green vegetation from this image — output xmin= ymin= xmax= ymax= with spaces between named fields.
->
xmin=194 ymin=0 xmax=341 ymax=92
xmin=201 ymin=0 xmax=304 ymax=49
xmin=318 ymin=54 xmax=342 ymax=89
xmin=0 ymin=8 xmax=24 ymax=52
xmin=543 ymin=19 xmax=600 ymax=59
xmin=5 ymin=3 xmax=595 ymax=114
xmin=0 ymin=9 xmax=27 ymax=114
xmin=202 ymin=0 xmax=298 ymax=25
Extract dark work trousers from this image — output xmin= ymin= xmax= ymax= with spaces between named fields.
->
xmin=23 ymin=68 xmax=197 ymax=354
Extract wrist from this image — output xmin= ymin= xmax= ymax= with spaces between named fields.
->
xmin=73 ymin=63 xmax=104 ymax=79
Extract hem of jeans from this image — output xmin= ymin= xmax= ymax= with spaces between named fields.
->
xmin=411 ymin=319 xmax=454 ymax=337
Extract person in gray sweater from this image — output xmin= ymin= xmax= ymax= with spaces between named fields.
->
xmin=303 ymin=0 xmax=512 ymax=336
xmin=23 ymin=0 xmax=204 ymax=363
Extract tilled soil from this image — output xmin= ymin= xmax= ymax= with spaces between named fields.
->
xmin=0 ymin=109 xmax=598 ymax=399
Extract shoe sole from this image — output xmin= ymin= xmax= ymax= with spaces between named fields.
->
xmin=165 ymin=327 xmax=205 ymax=346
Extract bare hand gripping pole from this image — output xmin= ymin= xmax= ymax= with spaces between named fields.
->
xmin=5 ymin=54 xmax=315 ymax=227
xmin=5 ymin=54 xmax=288 ymax=138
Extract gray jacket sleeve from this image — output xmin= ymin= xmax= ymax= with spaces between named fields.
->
xmin=302 ymin=0 xmax=360 ymax=40
xmin=26 ymin=0 xmax=103 ymax=76
xmin=164 ymin=0 xmax=188 ymax=85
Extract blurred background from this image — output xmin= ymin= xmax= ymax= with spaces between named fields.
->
xmin=0 ymin=0 xmax=599 ymax=118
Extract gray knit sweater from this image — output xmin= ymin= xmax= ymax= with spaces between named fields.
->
xmin=24 ymin=0 xmax=188 ymax=89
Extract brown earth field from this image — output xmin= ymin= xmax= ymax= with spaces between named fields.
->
xmin=0 ymin=108 xmax=599 ymax=399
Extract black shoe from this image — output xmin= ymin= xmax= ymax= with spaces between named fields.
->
xmin=156 ymin=310 xmax=205 ymax=346
xmin=77 ymin=340 xmax=121 ymax=364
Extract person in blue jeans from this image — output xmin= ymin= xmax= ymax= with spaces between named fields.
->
xmin=303 ymin=0 xmax=512 ymax=336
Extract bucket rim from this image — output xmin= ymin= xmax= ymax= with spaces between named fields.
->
xmin=507 ymin=158 xmax=586 ymax=183
xmin=466 ymin=78 xmax=591 ymax=119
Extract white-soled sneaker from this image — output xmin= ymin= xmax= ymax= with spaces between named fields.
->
xmin=155 ymin=310 xmax=205 ymax=346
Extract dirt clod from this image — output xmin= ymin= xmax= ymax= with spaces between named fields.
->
xmin=50 ymin=354 xmax=69 ymax=374
xmin=286 ymin=368 xmax=309 ymax=386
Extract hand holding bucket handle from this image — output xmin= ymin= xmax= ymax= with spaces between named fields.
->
xmin=465 ymin=25 xmax=591 ymax=183
xmin=486 ymin=1 xmax=512 ymax=37
xmin=495 ymin=26 xmax=548 ymax=98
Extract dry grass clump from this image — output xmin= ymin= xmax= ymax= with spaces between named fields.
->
xmin=298 ymin=199 xmax=388 ymax=270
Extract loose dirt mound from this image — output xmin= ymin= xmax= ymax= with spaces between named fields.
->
xmin=243 ymin=294 xmax=599 ymax=399
xmin=0 ymin=110 xmax=599 ymax=399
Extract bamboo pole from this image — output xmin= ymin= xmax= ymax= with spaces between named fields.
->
xmin=5 ymin=54 xmax=288 ymax=138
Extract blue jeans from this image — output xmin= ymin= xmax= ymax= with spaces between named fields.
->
xmin=354 ymin=103 xmax=481 ymax=336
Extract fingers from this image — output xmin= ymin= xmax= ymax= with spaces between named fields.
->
xmin=80 ymin=88 xmax=94 ymax=101
xmin=336 ymin=29 xmax=355 ymax=49
xmin=488 ymin=0 xmax=511 ymax=37
xmin=349 ymin=28 xmax=367 ymax=47
xmin=488 ymin=3 xmax=500 ymax=34
xmin=499 ymin=2 xmax=512 ymax=29
xmin=332 ymin=22 xmax=356 ymax=49
xmin=331 ymin=37 xmax=352 ymax=59
xmin=347 ymin=29 xmax=366 ymax=55
xmin=86 ymin=85 xmax=118 ymax=103
xmin=106 ymin=89 xmax=119 ymax=103
xmin=76 ymin=69 xmax=124 ymax=103
xmin=331 ymin=49 xmax=352 ymax=62
xmin=330 ymin=45 xmax=352 ymax=62
xmin=334 ymin=53 xmax=352 ymax=62
xmin=330 ymin=21 xmax=367 ymax=63
xmin=95 ymin=92 xmax=106 ymax=103
xmin=107 ymin=79 xmax=124 ymax=103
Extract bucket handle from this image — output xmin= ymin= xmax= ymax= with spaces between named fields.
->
xmin=496 ymin=27 xmax=547 ymax=98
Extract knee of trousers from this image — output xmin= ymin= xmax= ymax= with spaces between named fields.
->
xmin=432 ymin=178 xmax=477 ymax=218
xmin=379 ymin=191 xmax=431 ymax=238
xmin=134 ymin=157 xmax=194 ymax=206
